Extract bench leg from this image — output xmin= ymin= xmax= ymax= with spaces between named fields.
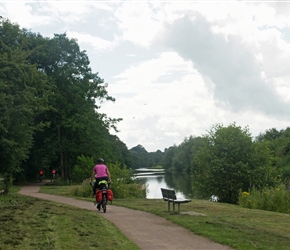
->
xmin=178 ymin=204 xmax=180 ymax=214
xmin=173 ymin=202 xmax=175 ymax=213
xmin=167 ymin=201 xmax=170 ymax=213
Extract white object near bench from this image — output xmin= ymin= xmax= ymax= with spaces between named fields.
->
xmin=161 ymin=188 xmax=191 ymax=214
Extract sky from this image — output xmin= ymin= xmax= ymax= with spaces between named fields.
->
xmin=1 ymin=1 xmax=290 ymax=152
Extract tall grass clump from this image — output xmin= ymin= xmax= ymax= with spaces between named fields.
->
xmin=70 ymin=179 xmax=92 ymax=197
xmin=239 ymin=184 xmax=290 ymax=214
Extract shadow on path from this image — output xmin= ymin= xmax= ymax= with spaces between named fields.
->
xmin=19 ymin=184 xmax=233 ymax=250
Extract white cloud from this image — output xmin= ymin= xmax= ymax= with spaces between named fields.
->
xmin=159 ymin=12 xmax=290 ymax=117
xmin=115 ymin=2 xmax=165 ymax=48
xmin=67 ymin=31 xmax=117 ymax=51
xmin=0 ymin=2 xmax=51 ymax=28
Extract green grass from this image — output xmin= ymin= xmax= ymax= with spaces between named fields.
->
xmin=114 ymin=198 xmax=290 ymax=250
xmin=5 ymin=184 xmax=290 ymax=250
xmin=39 ymin=185 xmax=290 ymax=250
xmin=0 ymin=186 xmax=139 ymax=250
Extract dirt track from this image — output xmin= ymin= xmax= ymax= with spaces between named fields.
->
xmin=19 ymin=183 xmax=233 ymax=250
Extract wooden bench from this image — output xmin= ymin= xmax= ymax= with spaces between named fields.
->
xmin=161 ymin=188 xmax=191 ymax=214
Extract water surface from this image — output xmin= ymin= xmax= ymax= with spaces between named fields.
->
xmin=134 ymin=168 xmax=192 ymax=199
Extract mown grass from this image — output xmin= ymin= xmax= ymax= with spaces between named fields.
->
xmin=0 ymin=186 xmax=139 ymax=250
xmin=39 ymin=185 xmax=290 ymax=250
xmin=114 ymin=198 xmax=290 ymax=250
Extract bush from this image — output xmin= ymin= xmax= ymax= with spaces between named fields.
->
xmin=239 ymin=185 xmax=290 ymax=214
xmin=71 ymin=155 xmax=94 ymax=183
xmin=108 ymin=162 xmax=146 ymax=198
xmin=112 ymin=182 xmax=147 ymax=199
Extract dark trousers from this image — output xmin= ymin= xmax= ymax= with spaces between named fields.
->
xmin=93 ymin=176 xmax=109 ymax=195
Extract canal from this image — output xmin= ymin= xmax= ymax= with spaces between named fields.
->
xmin=134 ymin=168 xmax=192 ymax=199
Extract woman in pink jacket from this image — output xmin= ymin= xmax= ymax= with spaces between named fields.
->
xmin=90 ymin=158 xmax=111 ymax=196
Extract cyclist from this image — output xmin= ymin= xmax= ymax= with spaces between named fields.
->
xmin=39 ymin=170 xmax=44 ymax=182
xmin=90 ymin=158 xmax=111 ymax=198
xmin=51 ymin=169 xmax=56 ymax=182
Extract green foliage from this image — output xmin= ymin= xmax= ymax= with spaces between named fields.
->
xmin=108 ymin=162 xmax=146 ymax=198
xmin=172 ymin=136 xmax=205 ymax=173
xmin=28 ymin=33 xmax=118 ymax=179
xmin=70 ymin=179 xmax=92 ymax=197
xmin=160 ymin=136 xmax=206 ymax=174
xmin=239 ymin=185 xmax=290 ymax=214
xmin=71 ymin=155 xmax=94 ymax=183
xmin=0 ymin=18 xmax=50 ymax=191
xmin=0 ymin=17 xmax=131 ymax=187
xmin=192 ymin=123 xmax=280 ymax=204
xmin=109 ymin=162 xmax=134 ymax=184
xmin=129 ymin=145 xmax=164 ymax=169
xmin=112 ymin=182 xmax=147 ymax=199
xmin=162 ymin=145 xmax=177 ymax=171
xmin=257 ymin=127 xmax=290 ymax=186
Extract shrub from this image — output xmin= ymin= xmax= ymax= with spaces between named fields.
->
xmin=71 ymin=155 xmax=94 ymax=183
xmin=239 ymin=184 xmax=290 ymax=214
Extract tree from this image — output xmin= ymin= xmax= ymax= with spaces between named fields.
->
xmin=0 ymin=18 xmax=50 ymax=191
xmin=171 ymin=136 xmax=206 ymax=174
xmin=257 ymin=127 xmax=290 ymax=186
xmin=26 ymin=33 xmax=118 ymax=180
xmin=161 ymin=145 xmax=177 ymax=171
xmin=1 ymin=18 xmax=130 ymax=187
xmin=192 ymin=123 xmax=279 ymax=203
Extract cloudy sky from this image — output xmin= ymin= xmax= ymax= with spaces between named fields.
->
xmin=1 ymin=1 xmax=290 ymax=152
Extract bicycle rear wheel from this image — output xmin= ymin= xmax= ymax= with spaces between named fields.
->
xmin=102 ymin=193 xmax=107 ymax=213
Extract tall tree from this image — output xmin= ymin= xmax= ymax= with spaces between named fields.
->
xmin=27 ymin=33 xmax=118 ymax=179
xmin=192 ymin=123 xmax=279 ymax=203
xmin=0 ymin=18 xmax=50 ymax=191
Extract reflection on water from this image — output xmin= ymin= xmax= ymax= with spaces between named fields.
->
xmin=134 ymin=168 xmax=192 ymax=199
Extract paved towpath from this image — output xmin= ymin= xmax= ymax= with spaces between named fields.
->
xmin=19 ymin=183 xmax=234 ymax=250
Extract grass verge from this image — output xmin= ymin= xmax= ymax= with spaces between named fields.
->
xmin=0 ymin=186 xmax=139 ymax=250
xmin=39 ymin=184 xmax=290 ymax=250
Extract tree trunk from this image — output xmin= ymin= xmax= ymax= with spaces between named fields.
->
xmin=60 ymin=152 xmax=64 ymax=178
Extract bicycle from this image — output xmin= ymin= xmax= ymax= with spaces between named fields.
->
xmin=91 ymin=180 xmax=113 ymax=213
